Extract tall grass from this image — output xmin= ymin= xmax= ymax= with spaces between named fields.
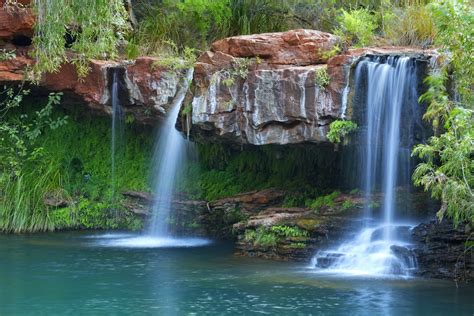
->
xmin=0 ymin=161 xmax=67 ymax=233
xmin=383 ymin=4 xmax=437 ymax=46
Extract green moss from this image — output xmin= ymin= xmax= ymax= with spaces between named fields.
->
xmin=182 ymin=144 xmax=338 ymax=201
xmin=295 ymin=218 xmax=321 ymax=231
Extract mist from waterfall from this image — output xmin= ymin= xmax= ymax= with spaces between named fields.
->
xmin=110 ymin=68 xmax=124 ymax=200
xmin=314 ymin=56 xmax=421 ymax=277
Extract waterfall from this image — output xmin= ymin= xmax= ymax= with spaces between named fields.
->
xmin=313 ymin=56 xmax=421 ymax=277
xmin=110 ymin=68 xmax=124 ymax=200
xmin=148 ymin=69 xmax=193 ymax=237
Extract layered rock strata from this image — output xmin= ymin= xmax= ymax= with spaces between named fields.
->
xmin=185 ymin=29 xmax=437 ymax=145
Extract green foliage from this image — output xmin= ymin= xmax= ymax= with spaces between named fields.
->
xmin=341 ymin=199 xmax=356 ymax=211
xmin=306 ymin=191 xmax=340 ymax=209
xmin=315 ymin=67 xmax=330 ymax=88
xmin=0 ymin=91 xmax=151 ymax=232
xmin=411 ymin=0 xmax=473 ymax=227
xmin=335 ymin=9 xmax=377 ymax=47
xmin=327 ymin=120 xmax=358 ymax=144
xmin=151 ymin=41 xmax=197 ymax=71
xmin=368 ymin=201 xmax=380 ymax=209
xmin=383 ymin=4 xmax=437 ymax=46
xmin=270 ymin=225 xmax=309 ymax=238
xmin=244 ymin=225 xmax=309 ymax=248
xmin=131 ymin=0 xmax=231 ymax=53
xmin=181 ymin=144 xmax=339 ymax=201
xmin=0 ymin=90 xmax=68 ymax=232
xmin=0 ymin=49 xmax=16 ymax=61
xmin=244 ymin=227 xmax=277 ymax=247
xmin=31 ymin=0 xmax=129 ymax=77
xmin=214 ymin=57 xmax=256 ymax=88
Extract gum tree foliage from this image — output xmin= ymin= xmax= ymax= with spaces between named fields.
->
xmin=412 ymin=0 xmax=473 ymax=226
xmin=31 ymin=0 xmax=130 ymax=78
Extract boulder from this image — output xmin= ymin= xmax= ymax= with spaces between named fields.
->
xmin=211 ymin=29 xmax=340 ymax=65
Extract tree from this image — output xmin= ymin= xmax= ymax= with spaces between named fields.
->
xmin=412 ymin=0 xmax=473 ymax=227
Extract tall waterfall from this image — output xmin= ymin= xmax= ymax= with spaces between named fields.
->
xmin=110 ymin=68 xmax=124 ymax=200
xmin=314 ymin=56 xmax=421 ymax=276
xmin=148 ymin=70 xmax=193 ymax=237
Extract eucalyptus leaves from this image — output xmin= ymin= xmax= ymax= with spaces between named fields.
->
xmin=31 ymin=0 xmax=130 ymax=78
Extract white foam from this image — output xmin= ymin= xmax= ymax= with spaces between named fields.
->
xmin=91 ymin=235 xmax=212 ymax=248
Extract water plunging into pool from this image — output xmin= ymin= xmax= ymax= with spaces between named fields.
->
xmin=314 ymin=56 xmax=421 ymax=277
xmin=148 ymin=70 xmax=193 ymax=237
xmin=105 ymin=69 xmax=209 ymax=248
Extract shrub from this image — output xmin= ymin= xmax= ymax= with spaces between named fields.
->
xmin=327 ymin=120 xmax=358 ymax=144
xmin=306 ymin=191 xmax=340 ymax=209
xmin=315 ymin=67 xmax=330 ymax=88
xmin=335 ymin=9 xmax=377 ymax=47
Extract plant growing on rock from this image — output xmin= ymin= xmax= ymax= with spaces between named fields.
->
xmin=315 ymin=67 xmax=330 ymax=88
xmin=327 ymin=120 xmax=357 ymax=144
xmin=305 ymin=191 xmax=340 ymax=210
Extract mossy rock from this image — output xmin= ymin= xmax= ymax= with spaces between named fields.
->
xmin=295 ymin=218 xmax=322 ymax=231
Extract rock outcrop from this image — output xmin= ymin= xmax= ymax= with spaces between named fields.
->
xmin=232 ymin=192 xmax=365 ymax=261
xmin=184 ymin=30 xmax=437 ymax=145
xmin=0 ymin=53 xmax=187 ymax=122
xmin=0 ymin=2 xmax=34 ymax=42
xmin=412 ymin=221 xmax=473 ymax=282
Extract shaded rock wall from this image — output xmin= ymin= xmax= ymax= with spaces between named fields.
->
xmin=413 ymin=221 xmax=473 ymax=282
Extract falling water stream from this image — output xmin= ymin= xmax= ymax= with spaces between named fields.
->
xmin=148 ymin=70 xmax=193 ymax=237
xmin=110 ymin=68 xmax=124 ymax=200
xmin=104 ymin=69 xmax=209 ymax=248
xmin=314 ymin=56 xmax=421 ymax=277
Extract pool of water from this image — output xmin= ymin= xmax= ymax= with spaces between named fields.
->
xmin=1 ymin=232 xmax=472 ymax=315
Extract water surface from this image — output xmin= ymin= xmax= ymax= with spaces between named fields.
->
xmin=0 ymin=232 xmax=472 ymax=315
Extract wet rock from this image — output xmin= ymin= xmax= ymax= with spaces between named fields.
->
xmin=412 ymin=220 xmax=473 ymax=282
xmin=232 ymin=200 xmax=362 ymax=262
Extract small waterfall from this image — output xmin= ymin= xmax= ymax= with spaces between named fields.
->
xmin=314 ymin=56 xmax=421 ymax=277
xmin=148 ymin=69 xmax=193 ymax=237
xmin=110 ymin=68 xmax=124 ymax=200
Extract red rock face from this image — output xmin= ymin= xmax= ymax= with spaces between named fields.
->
xmin=0 ymin=54 xmax=185 ymax=122
xmin=212 ymin=29 xmax=340 ymax=65
xmin=0 ymin=3 xmax=34 ymax=40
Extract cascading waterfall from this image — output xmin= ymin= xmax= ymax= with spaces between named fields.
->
xmin=110 ymin=68 xmax=124 ymax=200
xmin=97 ymin=69 xmax=209 ymax=248
xmin=314 ymin=56 xmax=422 ymax=276
xmin=148 ymin=69 xmax=193 ymax=237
